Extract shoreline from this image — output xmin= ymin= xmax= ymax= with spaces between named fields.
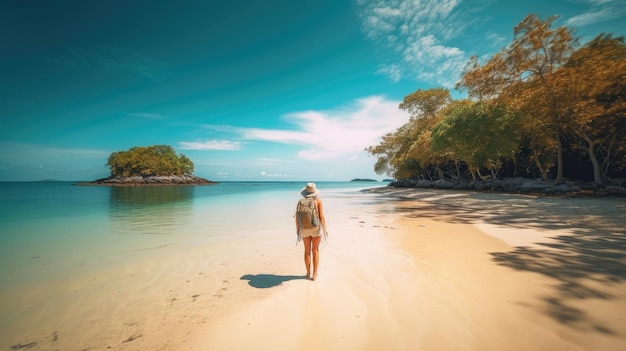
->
xmin=387 ymin=177 xmax=626 ymax=197
xmin=74 ymin=175 xmax=217 ymax=186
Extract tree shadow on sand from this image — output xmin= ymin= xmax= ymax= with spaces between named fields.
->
xmin=240 ymin=274 xmax=308 ymax=289
xmin=366 ymin=188 xmax=626 ymax=335
xmin=490 ymin=229 xmax=626 ymax=335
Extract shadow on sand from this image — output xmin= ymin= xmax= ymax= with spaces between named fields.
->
xmin=240 ymin=274 xmax=308 ymax=289
xmin=366 ymin=188 xmax=626 ymax=335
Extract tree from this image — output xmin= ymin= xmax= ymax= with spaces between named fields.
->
xmin=178 ymin=154 xmax=195 ymax=175
xmin=106 ymin=145 xmax=195 ymax=177
xmin=458 ymin=14 xmax=577 ymax=182
xmin=368 ymin=122 xmax=424 ymax=179
xmin=399 ymin=88 xmax=452 ymax=117
xmin=367 ymin=88 xmax=452 ymax=179
xmin=556 ymin=34 xmax=626 ymax=183
xmin=431 ymin=101 xmax=521 ymax=179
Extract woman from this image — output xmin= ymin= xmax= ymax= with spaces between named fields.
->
xmin=296 ymin=182 xmax=327 ymax=281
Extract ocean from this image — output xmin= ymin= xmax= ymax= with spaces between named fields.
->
xmin=0 ymin=180 xmax=390 ymax=349
xmin=0 ymin=181 xmax=385 ymax=285
xmin=2 ymin=180 xmax=625 ymax=350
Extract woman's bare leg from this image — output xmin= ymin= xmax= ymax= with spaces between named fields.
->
xmin=303 ymin=236 xmax=312 ymax=278
xmin=311 ymin=236 xmax=321 ymax=281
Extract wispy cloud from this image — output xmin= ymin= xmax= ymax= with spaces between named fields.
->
xmin=577 ymin=0 xmax=619 ymax=6
xmin=179 ymin=140 xmax=242 ymax=151
xmin=197 ymin=96 xmax=409 ymax=161
xmin=485 ymin=31 xmax=507 ymax=49
xmin=259 ymin=171 xmax=292 ymax=178
xmin=127 ymin=112 xmax=167 ymax=120
xmin=356 ymin=0 xmax=471 ymax=88
xmin=565 ymin=0 xmax=625 ymax=27
xmin=376 ymin=63 xmax=402 ymax=83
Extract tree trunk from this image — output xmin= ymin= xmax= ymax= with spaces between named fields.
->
xmin=533 ymin=156 xmax=549 ymax=180
xmin=476 ymin=168 xmax=487 ymax=180
xmin=555 ymin=126 xmax=564 ymax=183
xmin=468 ymin=166 xmax=477 ymax=181
xmin=425 ymin=170 xmax=434 ymax=181
xmin=582 ymin=135 xmax=603 ymax=184
xmin=589 ymin=146 xmax=603 ymax=184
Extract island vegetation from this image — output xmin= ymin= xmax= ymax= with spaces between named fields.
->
xmin=107 ymin=145 xmax=194 ymax=177
xmin=367 ymin=15 xmax=625 ymax=194
xmin=351 ymin=178 xmax=378 ymax=182
xmin=78 ymin=145 xmax=215 ymax=186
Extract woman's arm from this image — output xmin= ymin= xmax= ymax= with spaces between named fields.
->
xmin=295 ymin=204 xmax=300 ymax=232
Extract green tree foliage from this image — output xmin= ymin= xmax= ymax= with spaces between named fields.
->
xmin=432 ymin=102 xmax=521 ymax=180
xmin=106 ymin=145 xmax=195 ymax=177
xmin=367 ymin=88 xmax=452 ymax=179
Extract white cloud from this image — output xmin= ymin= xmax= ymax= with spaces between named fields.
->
xmin=259 ymin=171 xmax=290 ymax=177
xmin=485 ymin=31 xmax=507 ymax=48
xmin=578 ymin=0 xmax=617 ymax=5
xmin=565 ymin=5 xmax=623 ymax=27
xmin=127 ymin=112 xmax=167 ymax=120
xmin=178 ymin=140 xmax=241 ymax=151
xmin=356 ymin=0 xmax=468 ymax=87
xmin=238 ymin=128 xmax=305 ymax=145
xmin=376 ymin=63 xmax=402 ymax=83
xmin=228 ymin=95 xmax=410 ymax=161
xmin=185 ymin=97 xmax=409 ymax=182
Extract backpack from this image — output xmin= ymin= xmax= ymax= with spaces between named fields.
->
xmin=296 ymin=197 xmax=319 ymax=229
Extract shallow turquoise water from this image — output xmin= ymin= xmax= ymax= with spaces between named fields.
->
xmin=0 ymin=181 xmax=385 ymax=289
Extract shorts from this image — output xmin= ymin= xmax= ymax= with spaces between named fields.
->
xmin=300 ymin=225 xmax=321 ymax=238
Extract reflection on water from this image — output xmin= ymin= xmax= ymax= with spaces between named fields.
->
xmin=110 ymin=186 xmax=194 ymax=205
xmin=109 ymin=186 xmax=194 ymax=235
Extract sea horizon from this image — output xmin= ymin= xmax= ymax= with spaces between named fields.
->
xmin=0 ymin=178 xmax=392 ymax=183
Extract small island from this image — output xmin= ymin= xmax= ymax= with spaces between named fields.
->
xmin=350 ymin=178 xmax=378 ymax=182
xmin=76 ymin=145 xmax=217 ymax=186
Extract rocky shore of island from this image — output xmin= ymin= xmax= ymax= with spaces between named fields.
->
xmin=388 ymin=177 xmax=626 ymax=196
xmin=75 ymin=175 xmax=217 ymax=186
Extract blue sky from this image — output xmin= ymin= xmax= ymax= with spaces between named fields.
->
xmin=1 ymin=0 xmax=624 ymax=181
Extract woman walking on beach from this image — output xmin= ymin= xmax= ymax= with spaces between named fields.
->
xmin=296 ymin=182 xmax=327 ymax=281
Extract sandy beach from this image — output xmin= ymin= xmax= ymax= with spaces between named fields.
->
xmin=3 ymin=187 xmax=625 ymax=350
xmin=187 ymin=188 xmax=626 ymax=351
